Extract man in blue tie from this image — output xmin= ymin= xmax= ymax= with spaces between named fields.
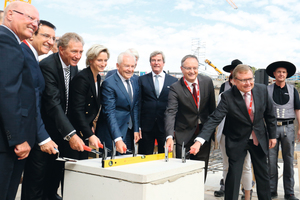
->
xmin=96 ymin=52 xmax=140 ymax=153
xmin=138 ymin=51 xmax=177 ymax=154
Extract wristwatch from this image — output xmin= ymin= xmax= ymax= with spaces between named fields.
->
xmin=64 ymin=132 xmax=76 ymax=141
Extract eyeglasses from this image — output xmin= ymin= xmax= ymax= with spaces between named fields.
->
xmin=13 ymin=10 xmax=40 ymax=25
xmin=182 ymin=66 xmax=199 ymax=71
xmin=235 ymin=77 xmax=254 ymax=83
xmin=39 ymin=33 xmax=56 ymax=42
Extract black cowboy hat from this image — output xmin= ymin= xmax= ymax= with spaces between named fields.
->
xmin=266 ymin=61 xmax=296 ymax=78
xmin=223 ymin=59 xmax=243 ymax=73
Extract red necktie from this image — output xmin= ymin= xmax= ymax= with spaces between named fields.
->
xmin=244 ymin=92 xmax=259 ymax=146
xmin=192 ymin=83 xmax=197 ymax=104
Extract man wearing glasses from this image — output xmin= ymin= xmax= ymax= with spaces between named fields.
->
xmin=0 ymin=2 xmax=39 ymax=200
xmin=191 ymin=64 xmax=277 ymax=200
xmin=20 ymin=20 xmax=59 ymax=200
xmin=266 ymin=61 xmax=300 ymax=200
xmin=165 ymin=55 xmax=216 ymax=180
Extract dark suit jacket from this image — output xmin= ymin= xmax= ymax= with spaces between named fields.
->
xmin=199 ymin=84 xmax=276 ymax=160
xmin=39 ymin=53 xmax=78 ymax=142
xmin=69 ymin=67 xmax=101 ymax=139
xmin=21 ymin=42 xmax=49 ymax=144
xmin=165 ymin=74 xmax=216 ymax=145
xmin=139 ymin=72 xmax=177 ymax=132
xmin=96 ymin=72 xmax=139 ymax=150
xmin=0 ymin=26 xmax=36 ymax=152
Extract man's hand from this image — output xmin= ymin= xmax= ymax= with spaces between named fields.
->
xmin=14 ymin=141 xmax=31 ymax=160
xmin=40 ymin=140 xmax=58 ymax=154
xmin=190 ymin=141 xmax=202 ymax=155
xmin=134 ymin=131 xmax=141 ymax=143
xmin=88 ymin=135 xmax=101 ymax=148
xmin=115 ymin=140 xmax=127 ymax=154
xmin=165 ymin=138 xmax=174 ymax=152
xmin=269 ymin=138 xmax=277 ymax=149
xmin=69 ymin=134 xmax=84 ymax=151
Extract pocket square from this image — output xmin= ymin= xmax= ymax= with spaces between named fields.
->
xmin=167 ymin=86 xmax=170 ymax=88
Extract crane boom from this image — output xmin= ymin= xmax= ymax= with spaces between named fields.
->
xmin=204 ymin=59 xmax=223 ymax=75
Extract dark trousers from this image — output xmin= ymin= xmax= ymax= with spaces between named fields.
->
xmin=139 ymin=122 xmax=165 ymax=155
xmin=225 ymin=140 xmax=271 ymax=200
xmin=124 ymin=128 xmax=134 ymax=150
xmin=21 ymin=144 xmax=48 ymax=200
xmin=0 ymin=150 xmax=26 ymax=200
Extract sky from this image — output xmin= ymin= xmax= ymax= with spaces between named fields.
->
xmin=2 ymin=0 xmax=300 ymax=76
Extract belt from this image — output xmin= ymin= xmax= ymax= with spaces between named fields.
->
xmin=276 ymin=120 xmax=294 ymax=126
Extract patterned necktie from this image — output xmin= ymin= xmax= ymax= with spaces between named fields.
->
xmin=244 ymin=92 xmax=259 ymax=146
xmin=65 ymin=66 xmax=70 ymax=114
xmin=154 ymin=74 xmax=160 ymax=98
xmin=125 ymin=79 xmax=133 ymax=129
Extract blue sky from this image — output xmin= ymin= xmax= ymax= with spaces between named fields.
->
xmin=2 ymin=0 xmax=300 ymax=76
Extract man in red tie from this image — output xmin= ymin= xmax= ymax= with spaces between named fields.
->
xmin=165 ymin=55 xmax=216 ymax=180
xmin=190 ymin=64 xmax=277 ymax=200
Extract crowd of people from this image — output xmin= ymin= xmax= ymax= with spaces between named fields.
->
xmin=0 ymin=2 xmax=300 ymax=200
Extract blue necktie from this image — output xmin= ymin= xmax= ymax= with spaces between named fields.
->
xmin=125 ymin=79 xmax=133 ymax=129
xmin=154 ymin=74 xmax=160 ymax=98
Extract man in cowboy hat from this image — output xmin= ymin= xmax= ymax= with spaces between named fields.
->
xmin=219 ymin=59 xmax=243 ymax=94
xmin=266 ymin=61 xmax=300 ymax=200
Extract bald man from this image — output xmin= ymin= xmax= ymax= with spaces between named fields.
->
xmin=0 ymin=2 xmax=39 ymax=199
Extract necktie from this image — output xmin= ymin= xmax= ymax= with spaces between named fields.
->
xmin=65 ymin=66 xmax=70 ymax=114
xmin=192 ymin=83 xmax=197 ymax=104
xmin=244 ymin=92 xmax=259 ymax=146
xmin=154 ymin=74 xmax=160 ymax=98
xmin=125 ymin=80 xmax=132 ymax=102
xmin=125 ymin=80 xmax=133 ymax=129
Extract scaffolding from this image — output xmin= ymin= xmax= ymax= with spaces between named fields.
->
xmin=191 ymin=38 xmax=206 ymax=69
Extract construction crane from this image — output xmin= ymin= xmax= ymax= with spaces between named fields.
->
xmin=4 ymin=0 xmax=31 ymax=9
xmin=226 ymin=0 xmax=238 ymax=9
xmin=204 ymin=59 xmax=223 ymax=75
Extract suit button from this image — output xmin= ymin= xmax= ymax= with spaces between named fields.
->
xmin=88 ymin=104 xmax=91 ymax=106
xmin=91 ymin=96 xmax=93 ymax=98
xmin=86 ymin=112 xmax=88 ymax=114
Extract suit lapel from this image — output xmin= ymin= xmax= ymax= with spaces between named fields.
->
xmin=160 ymin=72 xmax=169 ymax=98
xmin=251 ymin=85 xmax=259 ymax=122
xmin=87 ymin=67 xmax=98 ymax=107
xmin=232 ymin=86 xmax=252 ymax=122
xmin=198 ymin=75 xmax=205 ymax=112
xmin=115 ymin=74 xmax=132 ymax=106
xmin=146 ymin=72 xmax=157 ymax=98
xmin=180 ymin=78 xmax=197 ymax=110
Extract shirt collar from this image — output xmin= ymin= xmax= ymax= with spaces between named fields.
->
xmin=274 ymin=83 xmax=287 ymax=89
xmin=152 ymin=71 xmax=165 ymax=78
xmin=117 ymin=70 xmax=130 ymax=82
xmin=240 ymin=91 xmax=251 ymax=97
xmin=25 ymin=40 xmax=39 ymax=61
xmin=1 ymin=25 xmax=21 ymax=44
xmin=58 ymin=53 xmax=69 ymax=69
xmin=185 ymin=78 xmax=198 ymax=87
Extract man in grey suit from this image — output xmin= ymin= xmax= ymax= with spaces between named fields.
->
xmin=191 ymin=64 xmax=277 ymax=200
xmin=165 ymin=55 xmax=216 ymax=179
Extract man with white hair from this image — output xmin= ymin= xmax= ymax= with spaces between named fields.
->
xmin=96 ymin=52 xmax=140 ymax=153
xmin=0 ymin=2 xmax=39 ymax=199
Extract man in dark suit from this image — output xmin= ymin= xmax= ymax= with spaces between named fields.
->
xmin=96 ymin=52 xmax=140 ymax=153
xmin=139 ymin=51 xmax=177 ymax=154
xmin=0 ymin=2 xmax=39 ymax=200
xmin=20 ymin=20 xmax=59 ymax=200
xmin=191 ymin=64 xmax=277 ymax=200
xmin=165 ymin=55 xmax=216 ymax=179
xmin=39 ymin=32 xmax=85 ymax=200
